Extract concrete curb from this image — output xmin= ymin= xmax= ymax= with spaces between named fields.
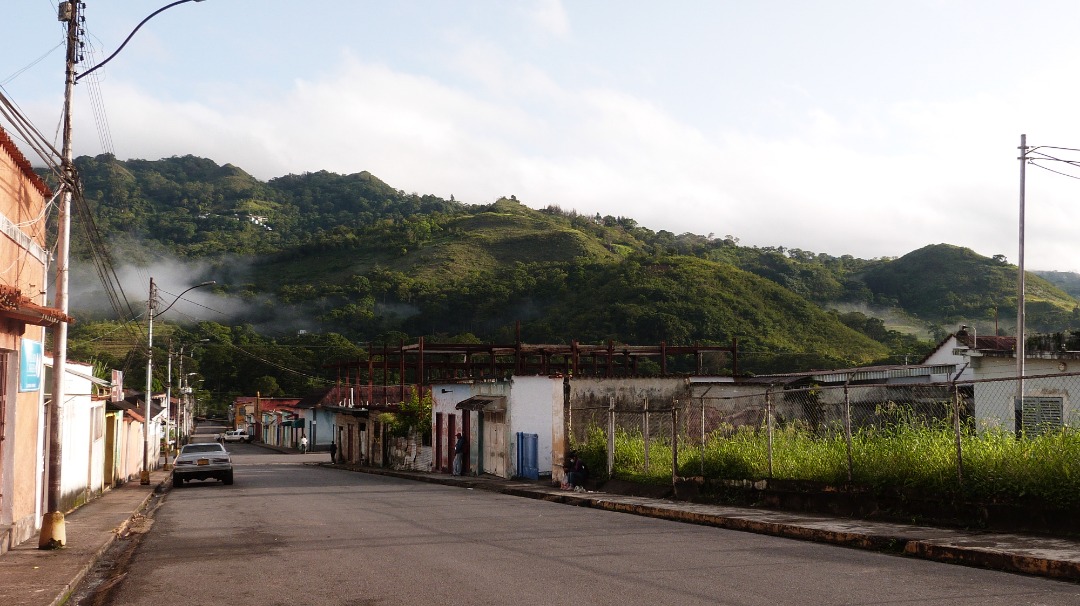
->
xmin=46 ymin=477 xmax=167 ymax=606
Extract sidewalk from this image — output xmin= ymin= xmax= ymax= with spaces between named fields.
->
xmin=3 ymin=462 xmax=1079 ymax=606
xmin=0 ymin=469 xmax=170 ymax=606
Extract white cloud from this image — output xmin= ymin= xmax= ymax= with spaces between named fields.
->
xmin=33 ymin=18 xmax=1080 ymax=276
xmin=526 ymin=0 xmax=570 ymax=37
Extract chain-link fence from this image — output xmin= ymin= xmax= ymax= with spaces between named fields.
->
xmin=568 ymin=372 xmax=1080 ymax=506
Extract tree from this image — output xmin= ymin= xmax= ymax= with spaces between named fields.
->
xmin=252 ymin=375 xmax=284 ymax=397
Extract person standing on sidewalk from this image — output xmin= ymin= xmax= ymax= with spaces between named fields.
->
xmin=453 ymin=432 xmax=466 ymax=475
xmin=299 ymin=435 xmax=308 ymax=454
xmin=329 ymin=441 xmax=337 ymax=463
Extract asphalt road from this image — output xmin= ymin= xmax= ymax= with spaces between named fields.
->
xmin=96 ymin=444 xmax=1080 ymax=606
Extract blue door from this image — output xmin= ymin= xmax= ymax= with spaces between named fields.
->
xmin=516 ymin=432 xmax=539 ymax=480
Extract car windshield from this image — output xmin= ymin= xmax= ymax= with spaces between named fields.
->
xmin=182 ymin=444 xmax=225 ymax=454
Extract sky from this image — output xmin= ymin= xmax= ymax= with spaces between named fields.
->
xmin=5 ymin=1 xmax=1080 ymax=274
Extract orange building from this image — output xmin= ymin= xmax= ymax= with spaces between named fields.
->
xmin=0 ymin=126 xmax=69 ymax=551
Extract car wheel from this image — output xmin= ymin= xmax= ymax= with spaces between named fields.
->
xmin=223 ymin=471 xmax=234 ymax=485
xmin=173 ymin=476 xmax=184 ymax=487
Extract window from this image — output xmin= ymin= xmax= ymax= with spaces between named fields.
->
xmin=1016 ymin=396 xmax=1064 ymax=437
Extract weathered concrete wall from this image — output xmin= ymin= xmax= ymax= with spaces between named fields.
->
xmin=569 ymin=377 xmax=692 ymax=411
xmin=563 ymin=377 xmax=693 ymax=482
xmin=506 ymin=376 xmax=561 ymax=478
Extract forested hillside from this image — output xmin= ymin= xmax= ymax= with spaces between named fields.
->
xmin=56 ymin=154 xmax=1080 ymax=407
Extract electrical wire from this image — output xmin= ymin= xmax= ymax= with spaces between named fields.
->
xmin=157 ymin=288 xmax=228 ymax=318
xmin=1 ymin=41 xmax=65 ymax=86
xmin=71 ymin=184 xmax=144 ymax=332
xmin=1029 ymin=161 xmax=1080 ymax=181
xmin=1031 ymin=145 xmax=1080 ymax=154
xmin=78 ymin=37 xmax=116 ymax=155
xmin=0 ymin=88 xmax=64 ymax=176
xmin=210 ymin=337 xmax=333 ymax=384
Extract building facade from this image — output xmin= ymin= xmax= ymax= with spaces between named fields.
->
xmin=0 ymin=126 xmax=68 ymax=551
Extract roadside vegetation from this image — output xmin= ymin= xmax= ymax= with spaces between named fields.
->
xmin=574 ymin=421 xmax=1080 ymax=510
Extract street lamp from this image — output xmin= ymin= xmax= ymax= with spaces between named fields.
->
xmin=76 ymin=0 xmax=208 ymax=83
xmin=184 ymin=372 xmax=199 ymax=438
xmin=176 ymin=338 xmax=207 ymax=447
xmin=141 ymin=279 xmax=215 ymax=485
xmin=42 ymin=0 xmax=209 ymax=549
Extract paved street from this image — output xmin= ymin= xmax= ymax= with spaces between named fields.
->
xmin=90 ymin=445 xmax=1079 ymax=606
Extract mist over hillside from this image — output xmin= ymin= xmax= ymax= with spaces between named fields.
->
xmin=60 ymin=154 xmax=1080 ymax=377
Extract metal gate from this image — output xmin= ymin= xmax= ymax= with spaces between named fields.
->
xmin=516 ymin=432 xmax=539 ymax=480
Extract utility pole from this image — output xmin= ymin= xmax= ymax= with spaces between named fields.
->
xmin=165 ymin=342 xmax=173 ymax=469
xmin=143 ymin=277 xmax=156 ymax=484
xmin=39 ymin=0 xmax=79 ymax=550
xmin=1017 ymin=134 xmax=1028 ymax=409
xmin=38 ymin=0 xmax=207 ymax=546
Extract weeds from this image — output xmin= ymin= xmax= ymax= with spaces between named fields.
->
xmin=573 ymin=422 xmax=1080 ymax=509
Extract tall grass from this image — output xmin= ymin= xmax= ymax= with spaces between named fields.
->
xmin=574 ymin=422 xmax=1080 ymax=509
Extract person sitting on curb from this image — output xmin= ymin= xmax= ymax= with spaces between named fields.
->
xmin=562 ymin=451 xmax=588 ymax=491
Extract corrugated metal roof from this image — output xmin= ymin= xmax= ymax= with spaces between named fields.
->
xmin=742 ymin=363 xmax=959 ymax=386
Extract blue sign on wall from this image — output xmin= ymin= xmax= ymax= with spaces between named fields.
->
xmin=20 ymin=339 xmax=43 ymax=392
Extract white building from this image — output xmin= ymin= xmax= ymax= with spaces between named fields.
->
xmin=433 ymin=377 xmax=566 ymax=480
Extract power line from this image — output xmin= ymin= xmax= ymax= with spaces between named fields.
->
xmin=210 ymin=338 xmax=333 ymax=385
xmin=1 ymin=41 xmax=65 ymax=86
xmin=1029 ymin=162 xmax=1080 ymax=181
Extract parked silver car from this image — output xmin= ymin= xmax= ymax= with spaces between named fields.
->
xmin=173 ymin=442 xmax=233 ymax=486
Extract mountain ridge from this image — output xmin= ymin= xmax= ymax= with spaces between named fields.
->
xmin=59 ymin=154 xmax=1080 ymax=376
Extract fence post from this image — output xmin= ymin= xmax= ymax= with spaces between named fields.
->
xmin=952 ymin=383 xmax=964 ymax=487
xmin=567 ymin=393 xmax=573 ymax=447
xmin=700 ymin=398 xmax=706 ymax=478
xmin=843 ymin=380 xmax=854 ymax=483
xmin=643 ymin=397 xmax=650 ymax=474
xmin=766 ymin=389 xmax=774 ymax=479
xmin=671 ymin=399 xmax=679 ymax=485
xmin=607 ymin=396 xmax=615 ymax=478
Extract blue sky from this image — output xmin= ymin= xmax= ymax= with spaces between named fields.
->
xmin=5 ymin=1 xmax=1080 ymax=273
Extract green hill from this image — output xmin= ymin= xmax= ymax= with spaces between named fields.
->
xmin=59 ymin=155 xmax=1080 ymax=388
xmin=861 ymin=243 xmax=1078 ymax=333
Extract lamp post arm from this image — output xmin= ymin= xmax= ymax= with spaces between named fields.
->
xmin=76 ymin=0 xmax=206 ymax=83
xmin=156 ymin=281 xmax=216 ymax=317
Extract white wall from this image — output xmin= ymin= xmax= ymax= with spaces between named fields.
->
xmin=506 ymin=376 xmax=561 ymax=477
xmin=923 ymin=335 xmax=973 ymax=381
xmin=434 ymin=381 xmax=564 ymax=478
xmin=971 ymin=355 xmax=1080 ymax=432
xmin=58 ymin=361 xmax=105 ymax=510
xmin=120 ymin=418 xmax=144 ymax=482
